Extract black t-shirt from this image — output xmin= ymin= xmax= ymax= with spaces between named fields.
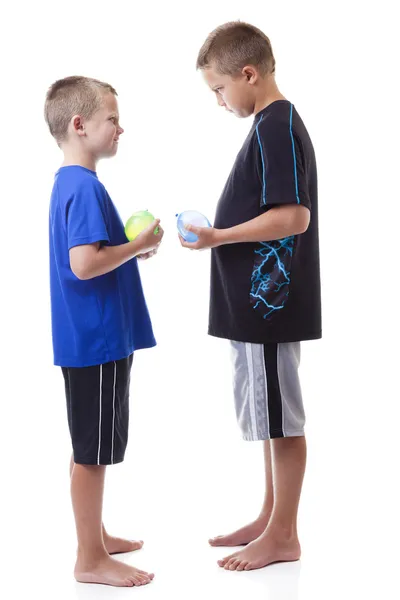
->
xmin=209 ymin=100 xmax=321 ymax=344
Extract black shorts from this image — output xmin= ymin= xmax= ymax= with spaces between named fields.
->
xmin=62 ymin=354 xmax=134 ymax=465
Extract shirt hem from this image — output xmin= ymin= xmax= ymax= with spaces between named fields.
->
xmin=208 ymin=329 xmax=322 ymax=344
xmin=54 ymin=339 xmax=156 ymax=368
xmin=68 ymin=232 xmax=110 ymax=249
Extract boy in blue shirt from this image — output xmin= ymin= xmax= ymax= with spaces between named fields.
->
xmin=181 ymin=22 xmax=321 ymax=572
xmin=46 ymin=76 xmax=163 ymax=587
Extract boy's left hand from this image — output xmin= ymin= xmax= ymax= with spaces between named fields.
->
xmin=179 ymin=225 xmax=222 ymax=250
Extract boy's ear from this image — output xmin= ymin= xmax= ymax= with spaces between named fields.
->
xmin=242 ymin=66 xmax=258 ymax=84
xmin=71 ymin=114 xmax=85 ymax=136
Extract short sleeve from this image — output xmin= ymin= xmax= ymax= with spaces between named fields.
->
xmin=254 ymin=114 xmax=311 ymax=211
xmin=65 ymin=179 xmax=110 ymax=250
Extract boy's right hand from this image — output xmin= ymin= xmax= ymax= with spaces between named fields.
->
xmin=135 ymin=219 xmax=164 ymax=255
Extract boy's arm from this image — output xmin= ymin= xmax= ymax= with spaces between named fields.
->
xmin=180 ymin=204 xmax=309 ymax=250
xmin=70 ymin=221 xmax=163 ymax=280
xmin=181 ymin=112 xmax=311 ymax=250
xmin=65 ymin=178 xmax=163 ymax=280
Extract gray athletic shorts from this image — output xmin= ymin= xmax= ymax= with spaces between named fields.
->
xmin=230 ymin=341 xmax=305 ymax=441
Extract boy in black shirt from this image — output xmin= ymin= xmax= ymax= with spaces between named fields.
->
xmin=180 ymin=22 xmax=321 ymax=571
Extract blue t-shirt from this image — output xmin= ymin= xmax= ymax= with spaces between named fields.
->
xmin=49 ymin=165 xmax=156 ymax=367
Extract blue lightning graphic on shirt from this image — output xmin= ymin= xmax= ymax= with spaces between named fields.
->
xmin=250 ymin=236 xmax=294 ymax=318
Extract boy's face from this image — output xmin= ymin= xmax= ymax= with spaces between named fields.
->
xmin=80 ymin=93 xmax=124 ymax=159
xmin=202 ymin=64 xmax=257 ymax=118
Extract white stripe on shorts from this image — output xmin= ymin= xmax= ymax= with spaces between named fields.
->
xmin=245 ymin=343 xmax=258 ymax=439
xmin=261 ymin=345 xmax=271 ymax=438
xmin=111 ymin=361 xmax=117 ymax=465
xmin=277 ymin=344 xmax=287 ymax=436
xmin=97 ymin=364 xmax=103 ymax=465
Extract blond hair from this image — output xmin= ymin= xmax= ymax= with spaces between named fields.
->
xmin=44 ymin=76 xmax=117 ymax=143
xmin=197 ymin=21 xmax=275 ymax=76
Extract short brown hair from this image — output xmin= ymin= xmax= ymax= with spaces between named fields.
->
xmin=197 ymin=21 xmax=275 ymax=76
xmin=44 ymin=76 xmax=117 ymax=143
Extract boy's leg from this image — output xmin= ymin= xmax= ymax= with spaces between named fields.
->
xmin=219 ymin=436 xmax=305 ymax=571
xmin=72 ymin=463 xmax=153 ymax=586
xmin=214 ymin=341 xmax=305 ymax=570
xmin=209 ymin=440 xmax=274 ymax=546
xmin=70 ymin=455 xmax=143 ymax=555
xmin=64 ymin=355 xmax=153 ymax=587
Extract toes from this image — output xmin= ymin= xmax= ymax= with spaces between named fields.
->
xmin=125 ymin=578 xmax=135 ymax=587
xmin=131 ymin=541 xmax=144 ymax=550
xmin=218 ymin=559 xmax=227 ymax=567
xmin=135 ymin=571 xmax=153 ymax=584
xmin=218 ymin=553 xmax=235 ymax=567
xmin=213 ymin=538 xmax=229 ymax=547
xmin=230 ymin=559 xmax=242 ymax=571
xmin=244 ymin=562 xmax=253 ymax=571
xmin=225 ymin=558 xmax=238 ymax=570
xmin=209 ymin=536 xmax=221 ymax=545
xmin=237 ymin=561 xmax=248 ymax=571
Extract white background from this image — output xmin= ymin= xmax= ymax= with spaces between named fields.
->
xmin=1 ymin=1 xmax=399 ymax=598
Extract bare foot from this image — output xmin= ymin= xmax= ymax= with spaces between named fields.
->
xmin=75 ymin=554 xmax=154 ymax=587
xmin=209 ymin=515 xmax=269 ymax=547
xmin=217 ymin=528 xmax=301 ymax=571
xmin=103 ymin=533 xmax=144 ymax=555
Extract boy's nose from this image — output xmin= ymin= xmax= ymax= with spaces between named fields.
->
xmin=118 ymin=126 xmax=124 ymax=135
xmin=217 ymin=96 xmax=226 ymax=108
